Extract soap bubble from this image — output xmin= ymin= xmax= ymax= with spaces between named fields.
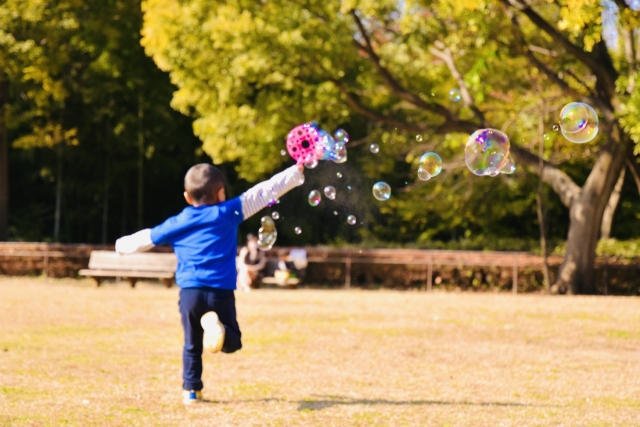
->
xmin=271 ymin=211 xmax=280 ymax=220
xmin=499 ymin=155 xmax=516 ymax=175
xmin=347 ymin=185 xmax=352 ymax=190
xmin=347 ymin=215 xmax=357 ymax=225
xmin=372 ymin=182 xmax=391 ymax=201
xmin=464 ymin=129 xmax=511 ymax=176
xmin=449 ymin=88 xmax=462 ymax=102
xmin=280 ymin=149 xmax=286 ymax=156
xmin=336 ymin=172 xmax=342 ymax=178
xmin=294 ymin=226 xmax=302 ymax=235
xmin=304 ymin=158 xmax=319 ymax=169
xmin=543 ymin=133 xmax=551 ymax=142
xmin=308 ymin=190 xmax=321 ymax=207
xmin=559 ymin=103 xmax=599 ymax=143
xmin=324 ymin=186 xmax=336 ymax=200
xmin=552 ymin=124 xmax=559 ymax=131
xmin=417 ymin=167 xmax=431 ymax=181
xmin=334 ymin=211 xmax=338 ymax=215
xmin=257 ymin=216 xmax=277 ymax=251
xmin=370 ymin=143 xmax=380 ymax=154
xmin=330 ymin=141 xmax=347 ymax=163
xmin=559 ymin=102 xmax=589 ymax=134
xmin=416 ymin=135 xmax=423 ymax=142
xmin=419 ymin=152 xmax=442 ymax=178
xmin=334 ymin=129 xmax=349 ymax=144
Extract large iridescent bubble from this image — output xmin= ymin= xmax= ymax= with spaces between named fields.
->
xmin=464 ymin=129 xmax=511 ymax=176
xmin=418 ymin=152 xmax=442 ymax=180
xmin=559 ymin=103 xmax=599 ymax=144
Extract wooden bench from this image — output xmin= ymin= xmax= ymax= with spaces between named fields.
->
xmin=79 ymin=250 xmax=177 ymax=288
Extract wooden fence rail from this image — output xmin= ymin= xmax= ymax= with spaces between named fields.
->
xmin=0 ymin=243 xmax=638 ymax=292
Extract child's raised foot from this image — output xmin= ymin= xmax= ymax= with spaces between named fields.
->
xmin=201 ymin=311 xmax=225 ymax=353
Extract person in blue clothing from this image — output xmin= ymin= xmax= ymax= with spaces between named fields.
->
xmin=115 ymin=163 xmax=305 ymax=404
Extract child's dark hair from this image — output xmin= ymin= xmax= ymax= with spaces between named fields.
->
xmin=184 ymin=164 xmax=226 ymax=204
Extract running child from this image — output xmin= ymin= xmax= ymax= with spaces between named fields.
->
xmin=115 ymin=163 xmax=305 ymax=404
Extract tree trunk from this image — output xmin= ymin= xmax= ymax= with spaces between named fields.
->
xmin=0 ymin=78 xmax=8 ymax=241
xmin=54 ymin=143 xmax=63 ymax=242
xmin=137 ymin=91 xmax=144 ymax=230
xmin=600 ymin=168 xmax=625 ymax=240
xmin=552 ymin=131 xmax=631 ymax=294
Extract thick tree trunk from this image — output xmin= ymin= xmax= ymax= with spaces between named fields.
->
xmin=600 ymin=168 xmax=625 ymax=240
xmin=0 ymin=78 xmax=8 ymax=241
xmin=552 ymin=131 xmax=631 ymax=294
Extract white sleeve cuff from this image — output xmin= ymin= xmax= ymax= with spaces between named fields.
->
xmin=115 ymin=229 xmax=155 ymax=255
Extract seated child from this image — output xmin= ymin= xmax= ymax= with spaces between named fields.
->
xmin=115 ymin=163 xmax=305 ymax=404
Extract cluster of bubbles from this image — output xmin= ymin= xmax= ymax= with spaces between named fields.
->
xmin=286 ymin=122 xmax=349 ymax=168
xmin=417 ymin=152 xmax=442 ymax=181
xmin=464 ymin=128 xmax=513 ymax=177
xmin=558 ymin=102 xmax=599 ymax=144
xmin=257 ymin=216 xmax=277 ymax=251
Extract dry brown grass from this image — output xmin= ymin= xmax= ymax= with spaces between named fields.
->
xmin=0 ymin=277 xmax=639 ymax=426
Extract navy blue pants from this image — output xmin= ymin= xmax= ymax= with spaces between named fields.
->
xmin=178 ymin=288 xmax=242 ymax=391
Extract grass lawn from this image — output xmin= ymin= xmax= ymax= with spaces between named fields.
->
xmin=0 ymin=277 xmax=639 ymax=426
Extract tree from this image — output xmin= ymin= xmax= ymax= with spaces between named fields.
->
xmin=141 ymin=0 xmax=640 ymax=294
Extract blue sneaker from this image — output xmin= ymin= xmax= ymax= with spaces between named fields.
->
xmin=183 ymin=389 xmax=203 ymax=404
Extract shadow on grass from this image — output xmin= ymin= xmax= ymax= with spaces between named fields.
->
xmin=197 ymin=395 xmax=554 ymax=411
xmin=296 ymin=395 xmax=551 ymax=412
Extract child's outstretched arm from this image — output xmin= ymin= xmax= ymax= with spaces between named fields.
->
xmin=115 ymin=228 xmax=154 ymax=255
xmin=241 ymin=165 xmax=305 ymax=220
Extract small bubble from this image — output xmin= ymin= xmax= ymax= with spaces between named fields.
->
xmin=271 ymin=211 xmax=280 ymax=220
xmin=449 ymin=88 xmax=461 ymax=102
xmin=334 ymin=211 xmax=338 ymax=215
xmin=308 ymin=190 xmax=321 ymax=207
xmin=416 ymin=135 xmax=423 ymax=142
xmin=280 ymin=149 xmax=287 ymax=156
xmin=347 ymin=215 xmax=357 ymax=225
xmin=543 ymin=133 xmax=551 ymax=142
xmin=370 ymin=143 xmax=380 ymax=154
xmin=347 ymin=186 xmax=352 ymax=190
xmin=324 ymin=186 xmax=336 ymax=200
xmin=304 ymin=159 xmax=318 ymax=169
xmin=295 ymin=226 xmax=302 ymax=235
xmin=372 ymin=182 xmax=391 ymax=201
xmin=336 ymin=172 xmax=342 ymax=178
xmin=234 ymin=211 xmax=240 ymax=215
xmin=417 ymin=168 xmax=430 ymax=181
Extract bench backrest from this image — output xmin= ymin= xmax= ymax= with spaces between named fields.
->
xmin=88 ymin=251 xmax=177 ymax=272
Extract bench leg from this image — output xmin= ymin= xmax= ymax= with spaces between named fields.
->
xmin=161 ymin=278 xmax=173 ymax=288
xmin=126 ymin=278 xmax=137 ymax=288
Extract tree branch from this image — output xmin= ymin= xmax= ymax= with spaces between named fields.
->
xmin=627 ymin=155 xmax=640 ymax=196
xmin=331 ymin=80 xmax=427 ymax=133
xmin=350 ymin=11 xmax=453 ymax=119
xmin=502 ymin=0 xmax=618 ymax=102
xmin=428 ymin=41 xmax=489 ymax=127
